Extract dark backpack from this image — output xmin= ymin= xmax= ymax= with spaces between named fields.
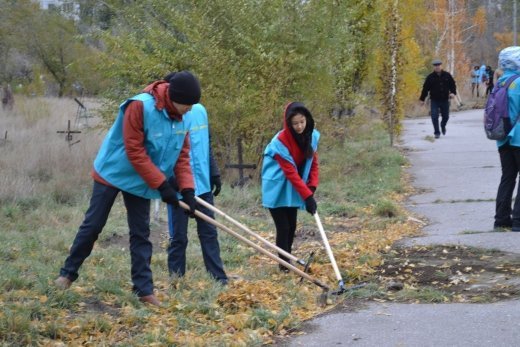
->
xmin=484 ymin=75 xmax=520 ymax=140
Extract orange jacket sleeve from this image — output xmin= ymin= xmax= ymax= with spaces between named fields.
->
xmin=275 ymin=154 xmax=313 ymax=200
xmin=123 ymin=101 xmax=166 ymax=189
xmin=307 ymin=152 xmax=319 ymax=189
xmin=174 ymin=134 xmax=195 ymax=191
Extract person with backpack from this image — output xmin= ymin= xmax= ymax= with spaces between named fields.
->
xmin=419 ymin=59 xmax=457 ymax=139
xmin=163 ymin=73 xmax=227 ymax=285
xmin=261 ymin=102 xmax=319 ymax=272
xmin=54 ymin=71 xmax=201 ymax=306
xmin=493 ymin=47 xmax=520 ymax=231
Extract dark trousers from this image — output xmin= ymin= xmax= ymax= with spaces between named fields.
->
xmin=486 ymin=83 xmax=494 ymax=97
xmin=269 ymin=207 xmax=298 ymax=266
xmin=430 ymin=99 xmax=450 ymax=135
xmin=495 ymin=144 xmax=520 ymax=227
xmin=167 ymin=192 xmax=227 ymax=282
xmin=60 ymin=181 xmax=154 ymax=297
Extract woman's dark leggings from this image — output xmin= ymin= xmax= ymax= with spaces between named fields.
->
xmin=495 ymin=144 xmax=520 ymax=228
xmin=269 ymin=207 xmax=298 ymax=265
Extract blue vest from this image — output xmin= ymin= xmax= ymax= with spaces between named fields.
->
xmin=261 ymin=130 xmax=320 ymax=209
xmin=497 ymin=70 xmax=520 ymax=148
xmin=184 ymin=104 xmax=211 ymax=196
xmin=94 ymin=93 xmax=188 ymax=199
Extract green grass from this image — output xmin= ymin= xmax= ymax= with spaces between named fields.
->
xmin=394 ymin=286 xmax=450 ymax=303
xmin=433 ymin=198 xmax=495 ymax=204
xmin=373 ymin=199 xmax=400 ymax=218
xmin=344 ymin=282 xmax=386 ymax=300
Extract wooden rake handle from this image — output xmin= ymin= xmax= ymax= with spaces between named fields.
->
xmin=195 ymin=196 xmax=305 ymax=265
xmin=178 ymin=201 xmax=329 ymax=291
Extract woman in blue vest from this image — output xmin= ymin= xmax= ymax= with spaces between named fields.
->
xmin=262 ymin=102 xmax=320 ymax=271
xmin=54 ymin=71 xmax=200 ymax=306
xmin=494 ymin=47 xmax=520 ymax=232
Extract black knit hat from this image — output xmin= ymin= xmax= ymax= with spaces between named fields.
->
xmin=166 ymin=71 xmax=201 ymax=105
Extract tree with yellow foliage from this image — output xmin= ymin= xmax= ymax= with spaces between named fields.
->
xmin=418 ymin=1 xmax=487 ymax=86
xmin=377 ymin=0 xmax=426 ymax=145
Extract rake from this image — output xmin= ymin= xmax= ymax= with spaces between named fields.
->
xmin=195 ymin=196 xmax=315 ymax=273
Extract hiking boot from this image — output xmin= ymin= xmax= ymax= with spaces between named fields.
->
xmin=139 ymin=294 xmax=161 ymax=306
xmin=54 ymin=276 xmax=72 ymax=290
xmin=441 ymin=125 xmax=446 ymax=135
xmin=434 ymin=134 xmax=440 ymax=139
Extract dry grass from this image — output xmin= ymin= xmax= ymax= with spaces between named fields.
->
xmin=0 ymin=96 xmax=103 ymax=204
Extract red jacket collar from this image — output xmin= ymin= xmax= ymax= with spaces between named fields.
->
xmin=142 ymin=81 xmax=182 ymax=120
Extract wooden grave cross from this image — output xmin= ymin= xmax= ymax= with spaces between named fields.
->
xmin=57 ymin=120 xmax=81 ymax=147
xmin=225 ymin=137 xmax=257 ymax=187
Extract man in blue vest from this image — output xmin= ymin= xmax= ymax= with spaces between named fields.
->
xmin=163 ymin=74 xmax=227 ymax=284
xmin=54 ymin=71 xmax=201 ymax=306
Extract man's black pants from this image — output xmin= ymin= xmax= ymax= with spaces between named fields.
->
xmin=60 ymin=181 xmax=154 ymax=297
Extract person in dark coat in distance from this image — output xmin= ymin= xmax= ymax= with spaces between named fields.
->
xmin=419 ymin=59 xmax=457 ymax=139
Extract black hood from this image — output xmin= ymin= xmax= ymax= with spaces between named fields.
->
xmin=283 ymin=102 xmax=315 ymax=159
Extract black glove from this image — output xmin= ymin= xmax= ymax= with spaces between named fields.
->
xmin=181 ymin=189 xmax=197 ymax=217
xmin=168 ymin=175 xmax=179 ymax=192
xmin=158 ymin=180 xmax=179 ymax=207
xmin=211 ymin=175 xmax=222 ymax=197
xmin=305 ymin=195 xmax=317 ymax=215
xmin=309 ymin=186 xmax=316 ymax=193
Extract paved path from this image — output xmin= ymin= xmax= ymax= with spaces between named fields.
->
xmin=404 ymin=110 xmax=520 ymax=252
xmin=285 ymin=110 xmax=520 ymax=347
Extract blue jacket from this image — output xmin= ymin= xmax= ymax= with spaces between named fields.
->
xmin=94 ymin=93 xmax=188 ymax=199
xmin=479 ymin=65 xmax=487 ymax=83
xmin=497 ymin=70 xmax=520 ymax=148
xmin=471 ymin=70 xmax=480 ymax=84
xmin=261 ymin=130 xmax=320 ymax=209
xmin=184 ymin=104 xmax=220 ymax=196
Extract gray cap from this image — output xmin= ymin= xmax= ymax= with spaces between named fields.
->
xmin=432 ymin=59 xmax=442 ymax=65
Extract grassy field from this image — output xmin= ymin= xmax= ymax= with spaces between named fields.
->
xmin=0 ymin=98 xmax=418 ymax=346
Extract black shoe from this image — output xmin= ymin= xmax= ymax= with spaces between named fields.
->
xmin=494 ymin=221 xmax=512 ymax=229
xmin=434 ymin=134 xmax=440 ymax=139
xmin=441 ymin=126 xmax=446 ymax=135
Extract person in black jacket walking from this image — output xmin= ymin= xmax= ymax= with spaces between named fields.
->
xmin=485 ymin=65 xmax=495 ymax=97
xmin=419 ymin=59 xmax=457 ymax=138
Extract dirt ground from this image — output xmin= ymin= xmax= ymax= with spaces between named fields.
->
xmin=99 ymin=219 xmax=170 ymax=250
xmin=372 ymin=245 xmax=520 ymax=303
